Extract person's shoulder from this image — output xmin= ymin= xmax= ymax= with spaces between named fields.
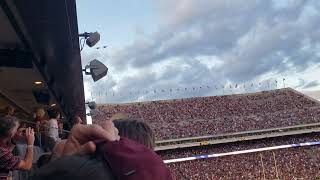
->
xmin=0 ymin=146 xmax=14 ymax=159
xmin=47 ymin=119 xmax=56 ymax=123
xmin=31 ymin=155 xmax=115 ymax=180
xmin=0 ymin=146 xmax=9 ymax=153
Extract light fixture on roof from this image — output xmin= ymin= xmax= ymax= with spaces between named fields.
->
xmin=34 ymin=81 xmax=42 ymax=85
xmin=83 ymin=59 xmax=108 ymax=82
xmin=85 ymin=101 xmax=97 ymax=116
xmin=85 ymin=101 xmax=97 ymax=110
xmin=79 ymin=32 xmax=100 ymax=51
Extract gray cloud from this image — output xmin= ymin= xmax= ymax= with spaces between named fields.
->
xmin=303 ymin=80 xmax=320 ymax=89
xmin=81 ymin=0 xmax=320 ymax=103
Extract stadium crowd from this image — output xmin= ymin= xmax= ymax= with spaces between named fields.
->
xmin=158 ymin=133 xmax=320 ymax=159
xmin=96 ymin=88 xmax=320 ymax=140
xmin=165 ymin=145 xmax=320 ymax=180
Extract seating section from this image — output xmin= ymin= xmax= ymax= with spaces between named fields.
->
xmin=165 ymin=146 xmax=320 ymax=180
xmin=95 ymin=88 xmax=320 ymax=140
xmin=158 ymin=133 xmax=320 ymax=180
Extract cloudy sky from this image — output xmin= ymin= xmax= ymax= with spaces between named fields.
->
xmin=77 ymin=0 xmax=320 ymax=104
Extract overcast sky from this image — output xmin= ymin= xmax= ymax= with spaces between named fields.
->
xmin=77 ymin=0 xmax=320 ymax=104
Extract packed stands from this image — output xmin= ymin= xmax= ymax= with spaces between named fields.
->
xmin=158 ymin=133 xmax=320 ymax=159
xmin=93 ymin=88 xmax=320 ymax=179
xmin=165 ymin=145 xmax=320 ymax=180
xmin=95 ymin=88 xmax=320 ymax=140
xmin=158 ymin=133 xmax=320 ymax=180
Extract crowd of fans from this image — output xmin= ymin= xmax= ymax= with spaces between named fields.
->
xmin=91 ymin=88 xmax=320 ymax=179
xmin=97 ymin=88 xmax=320 ymax=140
xmin=156 ymin=133 xmax=320 ymax=179
xmin=164 ymin=144 xmax=320 ymax=180
xmin=0 ymin=106 xmax=172 ymax=180
xmin=158 ymin=133 xmax=320 ymax=159
xmin=0 ymin=107 xmax=83 ymax=179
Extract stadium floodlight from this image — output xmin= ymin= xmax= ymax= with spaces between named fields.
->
xmin=85 ymin=101 xmax=96 ymax=116
xmin=83 ymin=59 xmax=108 ymax=82
xmin=85 ymin=101 xmax=97 ymax=110
xmin=79 ymin=32 xmax=100 ymax=47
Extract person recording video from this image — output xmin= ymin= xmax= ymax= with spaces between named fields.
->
xmin=0 ymin=116 xmax=35 ymax=179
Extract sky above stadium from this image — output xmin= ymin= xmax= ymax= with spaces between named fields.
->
xmin=77 ymin=0 xmax=320 ymax=104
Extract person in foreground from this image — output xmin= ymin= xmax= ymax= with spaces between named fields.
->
xmin=32 ymin=119 xmax=172 ymax=180
xmin=0 ymin=116 xmax=35 ymax=179
xmin=113 ymin=118 xmax=155 ymax=149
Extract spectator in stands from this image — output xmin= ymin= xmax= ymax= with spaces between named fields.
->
xmin=4 ymin=106 xmax=15 ymax=118
xmin=34 ymin=108 xmax=46 ymax=124
xmin=44 ymin=109 xmax=60 ymax=151
xmin=58 ymin=120 xmax=67 ymax=139
xmin=0 ymin=116 xmax=35 ymax=179
xmin=34 ymin=108 xmax=47 ymax=132
xmin=34 ymin=108 xmax=47 ymax=146
xmin=114 ymin=119 xmax=155 ymax=149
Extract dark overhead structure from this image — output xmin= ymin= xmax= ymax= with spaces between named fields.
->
xmin=0 ymin=0 xmax=86 ymax=120
xmin=0 ymin=49 xmax=33 ymax=68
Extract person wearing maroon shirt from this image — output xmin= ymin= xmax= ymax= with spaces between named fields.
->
xmin=0 ymin=116 xmax=35 ymax=179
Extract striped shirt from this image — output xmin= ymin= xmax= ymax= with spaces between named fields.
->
xmin=0 ymin=146 xmax=21 ymax=177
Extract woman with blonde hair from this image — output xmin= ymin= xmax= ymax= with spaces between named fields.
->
xmin=34 ymin=108 xmax=47 ymax=147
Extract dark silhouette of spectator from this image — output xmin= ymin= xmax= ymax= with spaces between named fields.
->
xmin=4 ymin=106 xmax=15 ymax=118
xmin=36 ymin=153 xmax=52 ymax=168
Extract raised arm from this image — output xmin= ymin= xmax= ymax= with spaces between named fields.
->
xmin=16 ymin=128 xmax=34 ymax=170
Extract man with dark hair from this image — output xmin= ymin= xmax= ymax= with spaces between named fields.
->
xmin=0 ymin=117 xmax=35 ymax=179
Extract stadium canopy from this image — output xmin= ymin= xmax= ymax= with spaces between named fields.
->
xmin=0 ymin=0 xmax=85 ymax=120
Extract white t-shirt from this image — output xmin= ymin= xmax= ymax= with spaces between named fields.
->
xmin=45 ymin=119 xmax=60 ymax=141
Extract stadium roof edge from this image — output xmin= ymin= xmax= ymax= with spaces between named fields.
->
xmin=97 ymin=88 xmax=293 ymax=106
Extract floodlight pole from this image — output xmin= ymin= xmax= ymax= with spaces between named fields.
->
xmin=79 ymin=32 xmax=91 ymax=38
